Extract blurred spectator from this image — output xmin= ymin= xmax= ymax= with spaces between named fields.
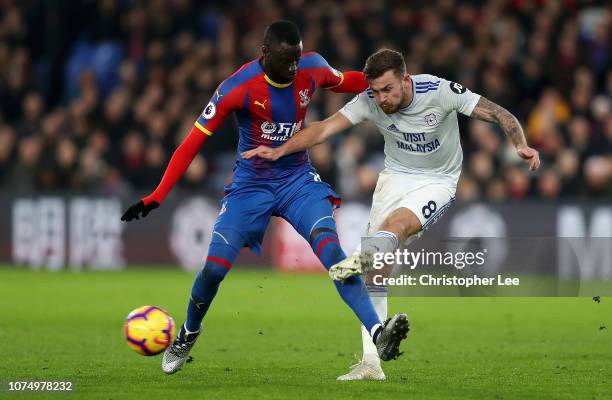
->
xmin=469 ymin=151 xmax=495 ymax=186
xmin=537 ymin=169 xmax=562 ymax=200
xmin=4 ymin=136 xmax=41 ymax=192
xmin=583 ymin=156 xmax=612 ymax=198
xmin=456 ymin=174 xmax=479 ymax=201
xmin=505 ymin=166 xmax=531 ymax=200
xmin=0 ymin=125 xmax=16 ymax=184
xmin=16 ymin=92 xmax=44 ymax=137
xmin=486 ymin=178 xmax=507 ymax=202
xmin=556 ymin=149 xmax=581 ymax=195
xmin=0 ymin=0 xmax=608 ymax=202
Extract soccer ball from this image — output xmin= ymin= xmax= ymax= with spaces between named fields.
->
xmin=124 ymin=306 xmax=176 ymax=356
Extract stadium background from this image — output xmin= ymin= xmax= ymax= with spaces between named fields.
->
xmin=0 ymin=0 xmax=610 ymax=201
xmin=0 ymin=0 xmax=609 ymax=271
xmin=0 ymin=2 xmax=611 ymax=399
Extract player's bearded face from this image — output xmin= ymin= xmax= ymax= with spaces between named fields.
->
xmin=369 ymin=70 xmax=410 ymax=114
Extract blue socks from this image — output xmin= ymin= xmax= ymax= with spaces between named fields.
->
xmin=185 ymin=242 xmax=238 ymax=332
xmin=300 ymin=200 xmax=382 ymax=333
xmin=332 ymin=276 xmax=381 ymax=334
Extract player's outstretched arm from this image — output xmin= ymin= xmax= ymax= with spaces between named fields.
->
xmin=329 ymin=71 xmax=369 ymax=93
xmin=241 ymin=112 xmax=353 ymax=161
xmin=121 ymin=127 xmax=209 ymax=221
xmin=470 ymin=97 xmax=541 ymax=171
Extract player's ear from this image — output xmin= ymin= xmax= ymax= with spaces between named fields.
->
xmin=261 ymin=44 xmax=269 ymax=57
xmin=402 ymin=74 xmax=411 ymax=89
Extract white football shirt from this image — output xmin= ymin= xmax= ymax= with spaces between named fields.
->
xmin=339 ymin=74 xmax=481 ymax=185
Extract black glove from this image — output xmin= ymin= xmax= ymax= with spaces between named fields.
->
xmin=121 ymin=200 xmax=159 ymax=221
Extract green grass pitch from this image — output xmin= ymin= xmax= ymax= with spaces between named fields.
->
xmin=0 ymin=267 xmax=610 ymax=399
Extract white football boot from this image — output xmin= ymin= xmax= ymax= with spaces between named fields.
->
xmin=329 ymin=252 xmax=374 ymax=281
xmin=337 ymin=314 xmax=410 ymax=380
xmin=337 ymin=359 xmax=386 ymax=381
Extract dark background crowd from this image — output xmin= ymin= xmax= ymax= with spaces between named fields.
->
xmin=0 ymin=0 xmax=610 ymax=202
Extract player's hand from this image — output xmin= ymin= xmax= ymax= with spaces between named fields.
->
xmin=516 ymin=145 xmax=541 ymax=171
xmin=121 ymin=200 xmax=159 ymax=222
xmin=241 ymin=145 xmax=283 ymax=161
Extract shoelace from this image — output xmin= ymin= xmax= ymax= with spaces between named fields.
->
xmin=348 ymin=354 xmax=363 ymax=370
xmin=168 ymin=337 xmax=192 ymax=357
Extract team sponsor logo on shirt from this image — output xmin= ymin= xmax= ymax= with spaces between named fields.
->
xmin=202 ymin=102 xmax=216 ymax=119
xmin=260 ymin=120 xmax=303 ymax=141
xmin=395 ymin=131 xmax=441 ymax=154
xmin=299 ymin=89 xmax=311 ymax=108
xmin=261 ymin=121 xmax=276 ymax=134
xmin=396 ymin=138 xmax=441 ymax=153
xmin=385 ymin=122 xmax=441 ymax=153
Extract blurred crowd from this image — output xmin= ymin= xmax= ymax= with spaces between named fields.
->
xmin=0 ymin=0 xmax=610 ymax=201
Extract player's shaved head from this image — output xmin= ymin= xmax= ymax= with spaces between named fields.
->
xmin=261 ymin=20 xmax=303 ymax=84
xmin=263 ymin=20 xmax=302 ymax=48
xmin=363 ymin=48 xmax=406 ymax=80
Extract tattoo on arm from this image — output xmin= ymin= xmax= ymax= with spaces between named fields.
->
xmin=471 ymin=97 xmax=527 ymax=148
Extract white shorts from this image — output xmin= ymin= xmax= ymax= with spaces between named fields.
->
xmin=366 ymin=169 xmax=457 ymax=243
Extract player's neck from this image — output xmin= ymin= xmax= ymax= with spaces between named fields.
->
xmin=259 ymin=58 xmax=292 ymax=85
xmin=400 ymin=79 xmax=414 ymax=109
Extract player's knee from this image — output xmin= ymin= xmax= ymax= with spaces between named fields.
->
xmin=309 ymin=226 xmax=338 ymax=246
xmin=195 ymin=262 xmax=230 ymax=291
xmin=308 ymin=216 xmax=340 ymax=248
xmin=387 ymin=218 xmax=420 ymax=239
xmin=191 ymin=264 xmax=227 ymax=301
xmin=310 ymin=228 xmax=346 ymax=267
xmin=211 ymin=228 xmax=245 ymax=249
xmin=380 ymin=208 xmax=421 ymax=240
xmin=306 ymin=213 xmax=338 ymax=242
xmin=204 ymin=263 xmax=229 ymax=282
xmin=203 ymin=237 xmax=240 ymax=278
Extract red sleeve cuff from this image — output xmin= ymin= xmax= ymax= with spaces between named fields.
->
xmin=330 ymin=71 xmax=368 ymax=93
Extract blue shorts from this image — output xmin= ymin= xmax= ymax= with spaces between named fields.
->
xmin=212 ymin=168 xmax=341 ymax=255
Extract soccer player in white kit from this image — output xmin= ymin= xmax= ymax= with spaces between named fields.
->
xmin=242 ymin=48 xmax=540 ymax=380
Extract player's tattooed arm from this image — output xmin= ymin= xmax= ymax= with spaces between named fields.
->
xmin=470 ymin=97 xmax=541 ymax=171
xmin=471 ymin=97 xmax=526 ymax=147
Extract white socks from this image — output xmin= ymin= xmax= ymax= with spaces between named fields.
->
xmin=358 ymin=231 xmax=396 ymax=365
xmin=362 ymin=231 xmax=399 ymax=255
xmin=361 ymin=291 xmax=388 ymax=364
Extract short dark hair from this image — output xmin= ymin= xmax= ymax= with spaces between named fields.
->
xmin=263 ymin=20 xmax=301 ymax=47
xmin=363 ymin=48 xmax=406 ymax=79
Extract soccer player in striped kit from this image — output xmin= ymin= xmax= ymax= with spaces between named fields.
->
xmin=121 ymin=21 xmax=409 ymax=375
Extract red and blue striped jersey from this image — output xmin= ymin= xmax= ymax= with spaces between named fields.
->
xmin=194 ymin=52 xmax=345 ymax=181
